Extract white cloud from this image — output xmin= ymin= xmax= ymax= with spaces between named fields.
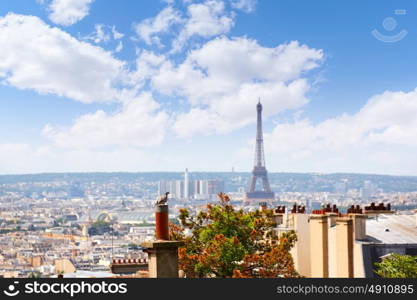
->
xmin=111 ymin=26 xmax=124 ymax=40
xmin=172 ymin=0 xmax=235 ymax=52
xmin=131 ymin=50 xmax=167 ymax=85
xmin=231 ymin=0 xmax=257 ymax=13
xmin=133 ymin=0 xmax=239 ymax=51
xmin=255 ymin=88 xmax=417 ymax=174
xmin=115 ymin=41 xmax=123 ymax=53
xmin=269 ymin=89 xmax=417 ymax=152
xmin=134 ymin=6 xmax=182 ymax=47
xmin=0 ymin=14 xmax=127 ymax=104
xmin=42 ymin=93 xmax=169 ymax=149
xmin=85 ymin=24 xmax=111 ymax=43
xmin=173 ymin=79 xmax=310 ymax=137
xmin=48 ymin=0 xmax=94 ymax=26
xmin=154 ymin=38 xmax=322 ymax=104
xmin=149 ymin=37 xmax=323 ymax=137
xmin=0 ymin=15 xmax=169 ymax=152
xmin=84 ymin=24 xmax=124 ymax=44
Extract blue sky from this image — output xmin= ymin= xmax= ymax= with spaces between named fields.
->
xmin=1 ymin=0 xmax=417 ymax=175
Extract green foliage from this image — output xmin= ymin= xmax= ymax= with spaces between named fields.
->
xmin=121 ymin=243 xmax=140 ymax=250
xmin=53 ymin=218 xmax=64 ymax=227
xmin=171 ymin=193 xmax=299 ymax=278
xmin=28 ymin=272 xmax=41 ymax=278
xmin=374 ymin=253 xmax=417 ymax=278
xmin=169 ymin=218 xmax=179 ymax=225
xmin=88 ymin=220 xmax=112 ymax=236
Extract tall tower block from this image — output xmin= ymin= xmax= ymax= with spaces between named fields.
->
xmin=245 ymin=100 xmax=274 ymax=202
xmin=184 ymin=168 xmax=189 ymax=199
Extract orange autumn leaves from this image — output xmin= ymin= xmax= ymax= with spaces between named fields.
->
xmin=169 ymin=193 xmax=299 ymax=278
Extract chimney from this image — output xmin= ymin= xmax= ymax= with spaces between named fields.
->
xmin=259 ymin=202 xmax=268 ymax=212
xmin=141 ymin=202 xmax=183 ymax=278
xmin=348 ymin=212 xmax=367 ymax=241
xmin=291 ymin=212 xmax=310 ymax=277
xmin=290 ymin=204 xmax=306 ymax=214
xmin=275 ymin=206 xmax=286 ymax=214
xmin=364 ymin=202 xmax=393 ymax=213
xmin=335 ymin=218 xmax=354 ymax=278
xmin=326 ymin=204 xmax=339 ymax=227
xmin=273 ymin=206 xmax=286 ymax=226
xmin=309 ymin=215 xmax=328 ymax=278
xmin=155 ymin=204 xmax=169 ymax=240
xmin=326 ymin=213 xmax=338 ymax=227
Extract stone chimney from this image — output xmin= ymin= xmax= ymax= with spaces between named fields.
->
xmin=273 ymin=206 xmax=286 ymax=226
xmin=326 ymin=213 xmax=338 ymax=227
xmin=325 ymin=204 xmax=340 ymax=227
xmin=290 ymin=208 xmax=310 ymax=277
xmin=259 ymin=202 xmax=268 ymax=212
xmin=309 ymin=214 xmax=328 ymax=278
xmin=335 ymin=218 xmax=354 ymax=278
xmin=290 ymin=203 xmax=306 ymax=214
xmin=348 ymin=213 xmax=367 ymax=241
xmin=364 ymin=202 xmax=393 ymax=215
xmin=141 ymin=203 xmax=183 ymax=278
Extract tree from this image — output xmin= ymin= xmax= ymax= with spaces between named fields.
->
xmin=374 ymin=253 xmax=417 ymax=278
xmin=28 ymin=272 xmax=41 ymax=278
xmin=88 ymin=220 xmax=112 ymax=236
xmin=53 ymin=218 xmax=64 ymax=227
xmin=170 ymin=193 xmax=299 ymax=278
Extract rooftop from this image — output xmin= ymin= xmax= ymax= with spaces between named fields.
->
xmin=54 ymin=270 xmax=114 ymax=278
xmin=366 ymin=212 xmax=417 ymax=244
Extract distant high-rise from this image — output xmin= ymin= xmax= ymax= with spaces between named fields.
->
xmin=175 ymin=180 xmax=184 ymax=199
xmin=361 ymin=180 xmax=377 ymax=202
xmin=207 ymin=179 xmax=224 ymax=195
xmin=158 ymin=180 xmax=169 ymax=196
xmin=158 ymin=177 xmax=224 ymax=200
xmin=158 ymin=180 xmax=183 ymax=199
xmin=245 ymin=100 xmax=274 ymax=201
xmin=184 ymin=168 xmax=189 ymax=199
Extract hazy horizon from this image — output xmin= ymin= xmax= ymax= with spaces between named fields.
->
xmin=1 ymin=170 xmax=417 ymax=178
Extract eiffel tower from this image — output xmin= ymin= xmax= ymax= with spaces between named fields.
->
xmin=245 ymin=99 xmax=274 ymax=202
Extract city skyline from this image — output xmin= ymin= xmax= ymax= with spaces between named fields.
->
xmin=1 ymin=1 xmax=417 ymax=175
